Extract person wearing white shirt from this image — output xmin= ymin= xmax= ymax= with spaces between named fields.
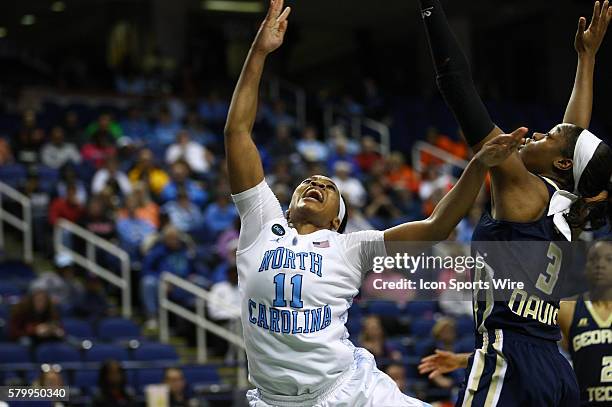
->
xmin=165 ymin=130 xmax=213 ymax=174
xmin=41 ymin=126 xmax=81 ymax=169
xmin=91 ymin=158 xmax=132 ymax=197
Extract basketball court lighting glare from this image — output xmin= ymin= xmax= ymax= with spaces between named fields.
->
xmin=202 ymin=0 xmax=264 ymax=13
xmin=51 ymin=1 xmax=66 ymax=12
xmin=21 ymin=14 xmax=36 ymax=26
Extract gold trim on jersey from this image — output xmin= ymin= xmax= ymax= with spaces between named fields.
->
xmin=584 ymin=294 xmax=612 ymax=329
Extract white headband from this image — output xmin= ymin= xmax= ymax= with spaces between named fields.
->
xmin=548 ymin=128 xmax=603 ymax=240
xmin=337 ymin=192 xmax=346 ymax=223
xmin=572 ymin=129 xmax=602 ymax=193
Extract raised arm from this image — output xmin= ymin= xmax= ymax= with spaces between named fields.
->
xmin=563 ymin=1 xmax=612 ymax=128
xmin=384 ymin=128 xmax=526 ymax=243
xmin=224 ymin=0 xmax=291 ymax=194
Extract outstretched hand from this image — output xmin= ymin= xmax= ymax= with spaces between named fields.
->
xmin=418 ymin=349 xmax=465 ymax=379
xmin=575 ymin=0 xmax=612 ymax=57
xmin=475 ymin=127 xmax=527 ymax=168
xmin=252 ymin=0 xmax=291 ymax=55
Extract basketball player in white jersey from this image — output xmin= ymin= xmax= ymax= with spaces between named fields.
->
xmin=225 ymin=1 xmax=526 ymax=405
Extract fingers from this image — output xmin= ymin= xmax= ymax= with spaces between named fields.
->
xmin=578 ymin=16 xmax=587 ymax=35
xmin=592 ymin=1 xmax=601 ymax=29
xmin=428 ymin=370 xmax=441 ymax=379
xmin=277 ymin=6 xmax=291 ymax=23
xmin=266 ymin=0 xmax=283 ymax=22
xmin=510 ymin=127 xmax=529 ymax=142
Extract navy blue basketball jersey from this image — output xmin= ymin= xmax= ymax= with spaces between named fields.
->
xmin=569 ymin=294 xmax=612 ymax=406
xmin=471 ymin=177 xmax=567 ymax=342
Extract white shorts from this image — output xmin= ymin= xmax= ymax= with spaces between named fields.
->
xmin=246 ymin=347 xmax=430 ymax=407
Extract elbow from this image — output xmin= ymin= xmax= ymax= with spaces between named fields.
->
xmin=425 ymin=217 xmax=451 ymax=242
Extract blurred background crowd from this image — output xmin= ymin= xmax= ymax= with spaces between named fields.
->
xmin=0 ymin=0 xmax=611 ymax=406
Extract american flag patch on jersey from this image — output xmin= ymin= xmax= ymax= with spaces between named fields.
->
xmin=313 ymin=240 xmax=330 ymax=248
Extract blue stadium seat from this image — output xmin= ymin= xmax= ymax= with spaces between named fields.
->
xmin=62 ymin=318 xmax=94 ymax=340
xmin=132 ymin=343 xmax=178 ymax=362
xmin=413 ymin=338 xmax=435 ymax=358
xmin=411 ymin=319 xmax=436 ymax=337
xmin=404 ymin=302 xmax=437 ymax=318
xmin=0 ymin=281 xmax=25 ymax=297
xmin=35 ymin=343 xmax=81 ymax=363
xmin=182 ymin=365 xmax=220 ymax=386
xmin=455 ymin=335 xmax=476 ymax=354
xmin=0 ymin=260 xmax=36 ymax=281
xmin=97 ymin=318 xmax=141 ymax=341
xmin=134 ymin=368 xmax=165 ymax=392
xmin=72 ymin=369 xmax=99 ymax=395
xmin=456 ymin=316 xmax=474 ymax=337
xmin=0 ymin=164 xmax=26 ymax=187
xmin=0 ymin=343 xmax=31 ymax=364
xmin=366 ymin=300 xmax=403 ymax=317
xmin=84 ymin=343 xmax=129 ymax=362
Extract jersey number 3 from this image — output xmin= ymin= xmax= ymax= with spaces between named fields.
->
xmin=535 ymin=242 xmax=562 ymax=295
xmin=273 ymin=273 xmax=303 ymax=308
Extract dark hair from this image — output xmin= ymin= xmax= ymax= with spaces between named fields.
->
xmin=566 ymin=142 xmax=612 ymax=231
xmin=337 ymin=196 xmax=348 ymax=234
xmin=98 ymin=360 xmax=126 ymax=392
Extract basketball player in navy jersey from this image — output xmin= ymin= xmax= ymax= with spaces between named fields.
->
xmin=418 ymin=1 xmax=612 ymax=405
xmin=419 ymin=239 xmax=612 ymax=406
xmin=225 ymin=1 xmax=526 ymax=405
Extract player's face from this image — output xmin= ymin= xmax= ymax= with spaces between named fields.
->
xmin=585 ymin=242 xmax=612 ymax=290
xmin=519 ymin=124 xmax=572 ymax=175
xmin=289 ymin=175 xmax=342 ymax=230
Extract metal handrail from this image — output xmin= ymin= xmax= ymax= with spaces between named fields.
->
xmin=0 ymin=182 xmax=33 ymax=263
xmin=54 ymin=219 xmax=131 ymax=318
xmin=158 ymin=272 xmax=247 ymax=388
xmin=411 ymin=140 xmax=469 ymax=173
xmin=269 ymin=77 xmax=307 ymax=129
xmin=323 ymin=105 xmax=391 ymax=157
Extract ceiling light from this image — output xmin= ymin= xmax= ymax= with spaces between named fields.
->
xmin=21 ymin=14 xmax=36 ymax=26
xmin=51 ymin=1 xmax=66 ymax=12
xmin=202 ymin=0 xmax=264 ymax=13
xmin=0 ymin=28 xmax=6 ymax=38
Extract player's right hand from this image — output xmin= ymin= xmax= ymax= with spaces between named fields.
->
xmin=418 ymin=349 xmax=466 ymax=379
xmin=475 ymin=127 xmax=527 ymax=168
xmin=253 ymin=0 xmax=291 ymax=55
xmin=575 ymin=1 xmax=612 ymax=57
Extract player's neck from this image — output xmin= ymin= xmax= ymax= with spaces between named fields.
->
xmin=589 ymin=287 xmax=612 ymax=305
xmin=293 ymin=222 xmax=328 ymax=235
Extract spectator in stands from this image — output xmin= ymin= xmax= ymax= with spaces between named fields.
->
xmin=22 ymin=168 xmax=51 ymax=252
xmin=385 ymin=364 xmax=410 ymax=396
xmin=358 ymin=315 xmax=402 ymax=367
xmin=74 ymin=277 xmax=112 ymax=319
xmin=13 ymin=109 xmax=45 ymax=166
xmin=265 ymin=100 xmax=295 ymax=128
xmin=198 ymin=91 xmax=229 ymax=124
xmin=456 ymin=204 xmax=483 ymax=244
xmin=296 ymin=125 xmax=328 ymax=162
xmin=355 ymin=136 xmax=383 ymax=173
xmin=128 ymin=149 xmax=170 ymax=197
xmin=365 ymin=182 xmax=402 ymax=228
xmin=202 ymin=185 xmax=237 ymax=236
xmin=56 ymin=165 xmax=88 ymax=206
xmin=117 ymin=195 xmax=157 ymax=260
xmin=85 ymin=113 xmax=123 ymax=142
xmin=392 ymin=187 xmax=423 ymax=222
xmin=141 ymin=225 xmax=198 ymax=327
xmin=32 ymin=252 xmax=85 ymax=315
xmin=344 ymin=201 xmax=374 ymax=233
xmin=41 ymin=126 xmax=81 ymax=169
xmin=165 ymin=130 xmax=213 ymax=176
xmin=327 ymin=137 xmax=359 ymax=173
xmin=265 ymin=159 xmax=294 ymax=189
xmin=92 ymin=157 xmax=132 ymax=198
xmin=152 ymin=107 xmax=181 ymax=147
xmin=332 ymin=161 xmax=366 ymax=208
xmin=9 ymin=285 xmax=64 ymax=345
xmin=184 ymin=111 xmax=216 ymax=146
xmin=33 ymin=368 xmax=64 ymax=388
xmin=164 ymin=367 xmax=208 ymax=407
xmin=120 ymin=106 xmax=150 ymax=144
xmin=118 ymin=182 xmax=160 ymax=228
xmin=420 ymin=317 xmax=460 ymax=399
xmin=0 ymin=137 xmax=14 ymax=165
xmin=385 ymin=152 xmax=419 ymax=193
xmin=49 ymin=184 xmax=85 ymax=226
xmin=61 ymin=110 xmax=83 ymax=145
xmin=93 ymin=360 xmax=135 ymax=407
xmin=162 ymin=188 xmax=204 ymax=233
xmin=81 ymin=130 xmax=117 ymax=169
xmin=266 ymin=124 xmax=297 ymax=159
xmin=81 ymin=196 xmax=116 ymax=241
xmin=160 ymin=161 xmax=207 ymax=206
xmin=215 ymin=217 xmax=240 ymax=261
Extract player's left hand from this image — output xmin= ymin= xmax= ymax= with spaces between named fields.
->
xmin=575 ymin=0 xmax=612 ymax=57
xmin=252 ymin=0 xmax=291 ymax=55
xmin=475 ymin=127 xmax=527 ymax=168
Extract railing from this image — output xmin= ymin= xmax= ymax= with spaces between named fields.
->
xmin=269 ymin=77 xmax=307 ymax=129
xmin=0 ymin=182 xmax=33 ymax=263
xmin=323 ymin=105 xmax=391 ymax=156
xmin=411 ymin=140 xmax=469 ymax=174
xmin=158 ymin=272 xmax=247 ymax=388
xmin=54 ymin=219 xmax=131 ymax=318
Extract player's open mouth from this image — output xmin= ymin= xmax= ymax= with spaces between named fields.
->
xmin=303 ymin=188 xmax=324 ymax=203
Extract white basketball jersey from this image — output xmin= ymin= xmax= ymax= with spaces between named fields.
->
xmin=232 ymin=181 xmax=385 ymax=397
